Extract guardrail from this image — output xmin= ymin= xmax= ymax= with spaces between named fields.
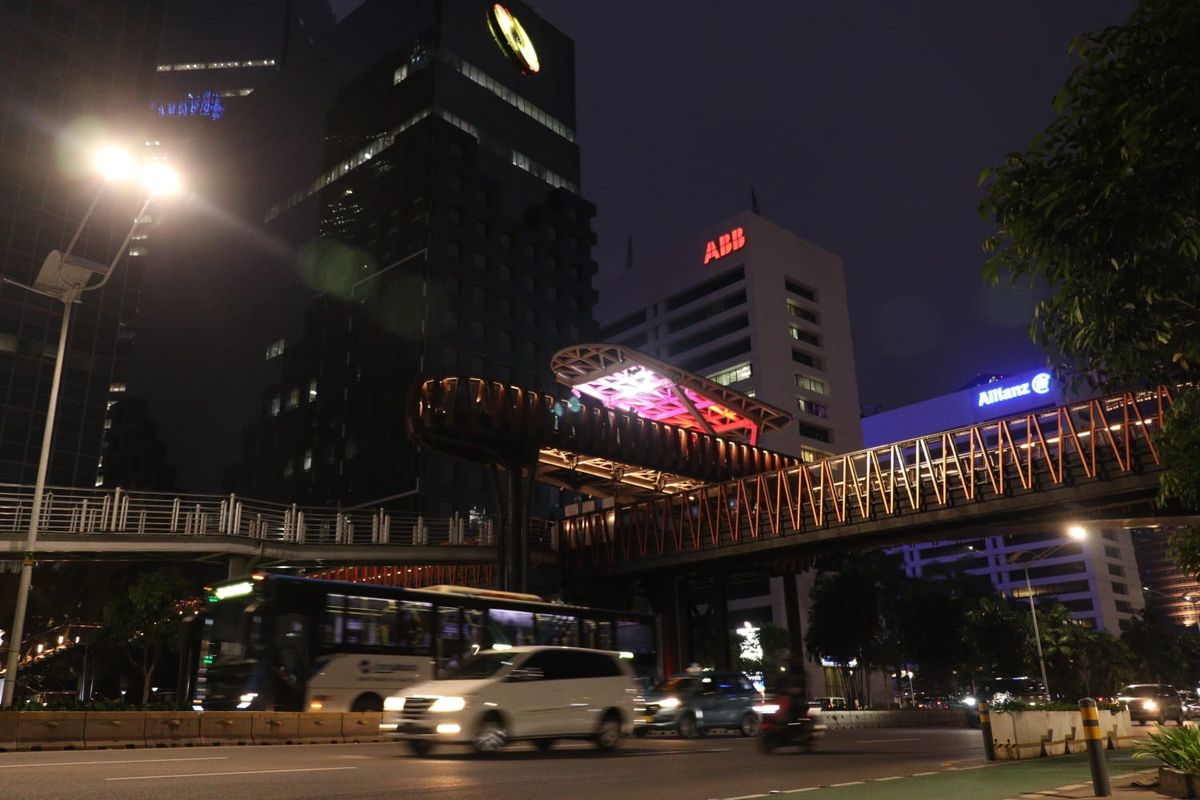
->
xmin=0 ymin=484 xmax=557 ymax=551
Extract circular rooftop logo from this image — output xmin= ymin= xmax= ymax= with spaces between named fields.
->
xmin=1031 ymin=372 xmax=1052 ymax=395
xmin=488 ymin=4 xmax=540 ymax=74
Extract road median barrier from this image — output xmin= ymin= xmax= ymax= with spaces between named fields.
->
xmin=199 ymin=712 xmax=254 ymax=745
xmin=251 ymin=711 xmax=300 ymax=744
xmin=144 ymin=711 xmax=201 ymax=746
xmin=297 ymin=711 xmax=344 ymax=744
xmin=342 ymin=712 xmax=382 ymax=742
xmin=0 ymin=712 xmax=18 ymax=751
xmin=83 ymin=711 xmax=146 ymax=749
xmin=16 ymin=711 xmax=88 ymax=750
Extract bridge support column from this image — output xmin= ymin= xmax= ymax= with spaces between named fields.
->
xmin=655 ymin=576 xmax=688 ymax=677
xmin=781 ymin=573 xmax=808 ymax=697
xmin=226 ymin=555 xmax=253 ymax=580
xmin=712 ymin=575 xmax=731 ymax=672
xmin=493 ymin=454 xmax=538 ymax=593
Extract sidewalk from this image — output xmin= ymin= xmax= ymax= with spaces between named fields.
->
xmin=724 ymin=751 xmax=1164 ymax=800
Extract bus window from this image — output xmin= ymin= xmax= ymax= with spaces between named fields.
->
xmin=616 ymin=618 xmax=654 ymax=653
xmin=395 ymin=600 xmax=432 ymax=652
xmin=464 ymin=608 xmax=485 ymax=653
xmin=436 ymin=607 xmax=463 ymax=675
xmin=487 ymin=608 xmax=534 ymax=648
xmin=535 ymin=613 xmax=578 ymax=646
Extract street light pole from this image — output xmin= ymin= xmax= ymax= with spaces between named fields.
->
xmin=1 ymin=150 xmax=181 ymax=708
xmin=1024 ymin=565 xmax=1052 ymax=699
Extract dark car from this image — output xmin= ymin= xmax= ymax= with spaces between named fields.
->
xmin=635 ymin=672 xmax=760 ymax=738
xmin=1118 ymin=684 xmax=1185 ymax=726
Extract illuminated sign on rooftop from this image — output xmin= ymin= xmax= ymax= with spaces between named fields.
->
xmin=703 ymin=227 xmax=746 ymax=264
xmin=152 ymin=90 xmax=225 ymax=120
xmin=977 ymin=371 xmax=1053 ymax=408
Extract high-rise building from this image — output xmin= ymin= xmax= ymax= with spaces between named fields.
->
xmin=228 ymin=1 xmax=598 ymax=514
xmin=863 ymin=369 xmax=1147 ymax=633
xmin=1133 ymin=526 xmax=1200 ymax=631
xmin=0 ymin=0 xmax=164 ymax=486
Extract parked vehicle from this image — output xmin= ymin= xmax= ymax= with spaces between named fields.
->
xmin=1117 ymin=684 xmax=1185 ymax=726
xmin=635 ymin=672 xmax=761 ymax=738
xmin=759 ymin=693 xmax=826 ymax=753
xmin=1179 ymin=690 xmax=1200 ymax=720
xmin=813 ymin=696 xmax=848 ymax=711
xmin=384 ymin=646 xmax=639 ymax=755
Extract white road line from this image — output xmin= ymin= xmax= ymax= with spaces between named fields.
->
xmin=829 ymin=781 xmax=864 ymax=787
xmin=105 ymin=766 xmax=358 ymax=782
xmin=779 ymin=788 xmax=819 ymax=794
xmin=855 ymin=738 xmax=919 ymax=744
xmin=911 ymin=771 xmax=938 ymax=776
xmin=722 ymin=794 xmax=768 ymax=800
xmin=0 ymin=757 xmax=228 ymax=769
xmin=873 ymin=776 xmax=904 ymax=781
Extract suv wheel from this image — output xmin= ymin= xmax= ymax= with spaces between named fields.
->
xmin=595 ymin=712 xmax=621 ymax=752
xmin=678 ymin=713 xmax=699 ymax=739
xmin=739 ymin=712 xmax=760 ymax=737
xmin=472 ymin=715 xmax=508 ymax=754
xmin=405 ymin=739 xmax=433 ymax=757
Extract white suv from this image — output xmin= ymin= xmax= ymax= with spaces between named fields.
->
xmin=383 ymin=646 xmax=639 ymax=755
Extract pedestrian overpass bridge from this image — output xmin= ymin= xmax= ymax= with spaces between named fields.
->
xmin=558 ymin=385 xmax=1178 ymax=577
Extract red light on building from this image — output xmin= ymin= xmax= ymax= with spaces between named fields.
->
xmin=703 ymin=227 xmax=746 ymax=264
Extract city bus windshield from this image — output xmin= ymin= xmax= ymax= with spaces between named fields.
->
xmin=444 ymin=652 xmax=516 ymax=680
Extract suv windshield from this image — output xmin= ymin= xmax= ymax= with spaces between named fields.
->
xmin=444 ymin=652 xmax=516 ymax=680
xmin=1121 ymin=686 xmax=1160 ymax=698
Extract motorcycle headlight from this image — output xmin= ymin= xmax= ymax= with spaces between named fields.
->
xmin=429 ymin=696 xmax=467 ymax=713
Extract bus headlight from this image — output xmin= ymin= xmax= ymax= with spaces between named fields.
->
xmin=429 ymin=696 xmax=466 ymax=713
xmin=384 ymin=696 xmax=406 ymax=712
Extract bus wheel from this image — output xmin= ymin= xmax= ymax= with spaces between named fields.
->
xmin=351 ymin=693 xmax=383 ymax=712
xmin=406 ymin=740 xmax=433 ymax=756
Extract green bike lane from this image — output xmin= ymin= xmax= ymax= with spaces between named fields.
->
xmin=714 ymin=750 xmax=1155 ymax=800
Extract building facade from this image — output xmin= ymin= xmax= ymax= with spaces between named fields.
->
xmin=863 ymin=370 xmax=1146 ymax=634
xmin=228 ymin=0 xmax=598 ymax=515
xmin=0 ymin=0 xmax=163 ymax=486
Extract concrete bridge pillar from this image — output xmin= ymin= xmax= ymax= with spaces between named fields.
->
xmin=711 ymin=575 xmax=731 ymax=672
xmin=226 ymin=555 xmax=253 ymax=580
xmin=781 ymin=573 xmax=809 ymax=697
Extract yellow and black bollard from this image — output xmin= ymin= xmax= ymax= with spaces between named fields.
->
xmin=1079 ymin=698 xmax=1111 ymax=796
xmin=979 ymin=700 xmax=995 ymax=761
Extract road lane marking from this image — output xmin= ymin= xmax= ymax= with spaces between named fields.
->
xmin=1 ymin=757 xmax=228 ymax=769
xmin=911 ymin=771 xmax=938 ymax=776
xmin=855 ymin=738 xmax=919 ymax=744
xmin=874 ymin=776 xmax=904 ymax=781
xmin=106 ymin=766 xmax=358 ymax=782
xmin=829 ymin=781 xmax=864 ymax=787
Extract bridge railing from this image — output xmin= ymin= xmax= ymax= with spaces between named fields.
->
xmin=0 ymin=485 xmax=555 ymax=551
xmin=560 ymin=386 xmax=1175 ymax=567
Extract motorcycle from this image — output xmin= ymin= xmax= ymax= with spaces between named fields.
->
xmin=758 ymin=696 xmax=826 ymax=753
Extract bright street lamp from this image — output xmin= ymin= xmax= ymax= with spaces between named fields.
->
xmin=0 ymin=145 xmax=181 ymax=708
xmin=1009 ymin=526 xmax=1090 ymax=700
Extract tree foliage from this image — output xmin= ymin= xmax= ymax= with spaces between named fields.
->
xmin=100 ymin=568 xmax=188 ymax=706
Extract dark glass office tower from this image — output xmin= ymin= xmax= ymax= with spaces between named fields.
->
xmin=229 ymin=0 xmax=597 ymax=513
xmin=0 ymin=0 xmax=163 ymax=486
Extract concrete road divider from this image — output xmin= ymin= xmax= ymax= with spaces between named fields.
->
xmin=297 ymin=712 xmax=344 ymax=744
xmin=0 ymin=712 xmax=18 ymax=751
xmin=342 ymin=712 xmax=382 ymax=742
xmin=84 ymin=712 xmax=145 ymax=749
xmin=17 ymin=712 xmax=88 ymax=750
xmin=252 ymin=712 xmax=300 ymax=745
xmin=144 ymin=711 xmax=201 ymax=747
xmin=199 ymin=713 xmax=254 ymax=745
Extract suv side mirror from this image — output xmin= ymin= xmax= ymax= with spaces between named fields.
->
xmin=506 ymin=667 xmax=544 ymax=682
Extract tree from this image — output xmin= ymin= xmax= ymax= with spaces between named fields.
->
xmin=1122 ymin=606 xmax=1185 ymax=684
xmin=978 ymin=0 xmax=1200 ymax=548
xmin=960 ymin=596 xmax=1032 ymax=691
xmin=100 ymin=568 xmax=187 ymax=706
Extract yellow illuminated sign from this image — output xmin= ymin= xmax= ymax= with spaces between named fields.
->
xmin=213 ymin=581 xmax=255 ymax=601
xmin=489 ymin=4 xmax=540 ymax=74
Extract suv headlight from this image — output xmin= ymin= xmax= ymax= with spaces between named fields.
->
xmin=1143 ymin=700 xmax=1158 ymax=711
xmin=384 ymin=696 xmax=406 ymax=711
xmin=657 ymin=697 xmax=681 ymax=709
xmin=429 ymin=696 xmax=467 ymax=713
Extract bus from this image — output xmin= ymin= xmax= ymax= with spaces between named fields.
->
xmin=192 ymin=574 xmax=657 ymax=712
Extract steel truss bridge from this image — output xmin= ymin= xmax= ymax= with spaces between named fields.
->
xmin=559 ymin=386 xmax=1178 ymax=577
xmin=0 ymin=485 xmax=566 ymax=573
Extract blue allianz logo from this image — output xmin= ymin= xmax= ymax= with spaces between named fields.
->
xmin=977 ymin=371 xmax=1053 ymax=408
xmin=151 ymin=90 xmax=225 ymax=120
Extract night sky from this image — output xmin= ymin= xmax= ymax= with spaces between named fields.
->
xmin=138 ymin=1 xmax=1135 ymax=490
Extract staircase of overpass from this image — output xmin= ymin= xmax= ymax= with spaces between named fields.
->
xmin=558 ymin=385 xmax=1177 ymax=578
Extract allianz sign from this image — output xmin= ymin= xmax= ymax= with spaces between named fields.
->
xmin=977 ymin=371 xmax=1053 ymax=408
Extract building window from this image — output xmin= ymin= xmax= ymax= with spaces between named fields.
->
xmin=500 ymin=232 xmax=513 ymax=248
xmin=784 ymin=279 xmax=817 ymax=302
xmin=667 ymin=314 xmax=749 ymax=356
xmin=1112 ymin=582 xmax=1128 ymax=595
xmin=445 ymin=310 xmax=458 ymax=331
xmin=447 ymin=241 xmax=461 ymax=259
xmin=265 ymin=338 xmax=285 ymax=360
xmin=797 ymin=398 xmax=829 ymax=418
xmin=1115 ymin=600 xmax=1133 ymax=613
xmin=443 ymin=345 xmax=457 ymax=366
xmin=547 ymin=286 xmax=558 ymax=302
xmin=303 ymin=449 xmax=313 ymax=472
xmin=472 ymin=285 xmax=487 ymax=305
xmin=791 ymin=348 xmax=824 ymax=370
xmin=498 ymin=297 xmax=512 ymax=316
xmin=287 ymin=388 xmax=300 ymax=410
xmin=473 ymin=252 xmax=486 ymax=269
xmin=284 ymin=459 xmax=294 ymax=478
xmin=448 ymin=207 xmax=461 ymax=223
xmin=470 ymin=319 xmax=485 ymax=338
xmin=523 ymin=340 xmax=535 ymax=358
xmin=708 ymin=362 xmax=752 ymax=386
xmin=498 ymin=330 xmax=511 ymax=349
xmin=345 ymin=438 xmax=357 ymax=459
xmin=1102 ymin=530 xmax=1118 ymax=542
xmin=308 ymin=379 xmax=318 ymax=402
xmin=799 ymin=446 xmax=833 ymax=463
xmin=269 ymin=395 xmax=281 ymax=417
xmin=795 ymin=374 xmax=828 ymax=395
xmin=1104 ymin=545 xmax=1121 ymax=558
xmin=787 ymin=301 xmax=819 ymax=325
xmin=1108 ymin=563 xmax=1125 ymax=577
xmin=666 ymin=267 xmax=745 ymax=312
xmin=797 ymin=422 xmax=833 ymax=443
xmin=789 ymin=326 xmax=821 ymax=347
xmin=474 ymin=220 xmax=487 ymax=237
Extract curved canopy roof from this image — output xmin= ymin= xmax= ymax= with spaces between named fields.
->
xmin=551 ymin=343 xmax=791 ymax=445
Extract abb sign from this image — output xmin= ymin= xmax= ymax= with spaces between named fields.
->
xmin=703 ymin=227 xmax=747 ymax=264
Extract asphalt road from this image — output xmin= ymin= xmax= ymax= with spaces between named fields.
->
xmin=0 ymin=728 xmax=986 ymax=800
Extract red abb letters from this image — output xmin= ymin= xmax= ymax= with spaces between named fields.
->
xmin=703 ymin=226 xmax=747 ymax=264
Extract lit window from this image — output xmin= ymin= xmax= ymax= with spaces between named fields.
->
xmin=511 ymin=149 xmax=578 ymax=193
xmin=707 ymin=362 xmax=753 ymax=386
xmin=109 ymin=383 xmax=127 ymax=393
xmin=794 ymin=374 xmax=827 ymax=395
xmin=308 ymin=379 xmax=318 ymax=402
xmin=265 ymin=338 xmax=285 ymax=360
xmin=797 ymin=398 xmax=829 ymax=418
xmin=393 ymin=64 xmax=410 ymax=84
xmin=789 ymin=326 xmax=820 ymax=347
xmin=303 ymin=449 xmax=313 ymax=472
xmin=269 ymin=395 xmax=281 ymax=417
xmin=799 ymin=447 xmax=833 ymax=463
xmin=447 ymin=55 xmax=576 ymax=142
xmin=287 ymin=388 xmax=300 ymax=409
